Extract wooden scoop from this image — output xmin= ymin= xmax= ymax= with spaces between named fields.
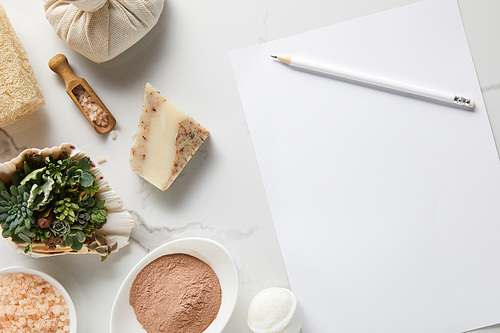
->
xmin=49 ymin=54 xmax=116 ymax=134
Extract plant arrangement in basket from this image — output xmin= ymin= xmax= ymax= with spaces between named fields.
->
xmin=0 ymin=153 xmax=117 ymax=261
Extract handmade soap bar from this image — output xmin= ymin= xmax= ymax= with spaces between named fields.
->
xmin=129 ymin=83 xmax=210 ymax=191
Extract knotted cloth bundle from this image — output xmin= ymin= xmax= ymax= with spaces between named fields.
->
xmin=43 ymin=0 xmax=165 ymax=63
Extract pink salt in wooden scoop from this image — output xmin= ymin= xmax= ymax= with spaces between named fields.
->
xmin=49 ymin=54 xmax=116 ymax=134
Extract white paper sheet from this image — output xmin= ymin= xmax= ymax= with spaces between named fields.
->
xmin=230 ymin=0 xmax=500 ymax=332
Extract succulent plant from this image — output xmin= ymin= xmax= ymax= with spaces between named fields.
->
xmin=27 ymin=178 xmax=55 ymax=211
xmin=75 ymin=210 xmax=90 ymax=228
xmin=66 ymin=157 xmax=94 ymax=188
xmin=79 ymin=197 xmax=108 ymax=228
xmin=20 ymin=166 xmax=46 ymax=186
xmin=88 ymin=235 xmax=118 ymax=262
xmin=0 ymin=182 xmax=35 ymax=243
xmin=14 ymin=154 xmax=39 ymax=180
xmin=77 ymin=196 xmax=96 ymax=209
xmin=37 ymin=215 xmax=52 ymax=228
xmin=49 ymin=219 xmax=71 ymax=238
xmin=43 ymin=235 xmax=63 ymax=250
xmin=53 ymin=197 xmax=80 ymax=223
xmin=25 ymin=155 xmax=95 ymax=194
xmin=82 ymin=181 xmax=100 ymax=197
xmin=90 ymin=205 xmax=107 ymax=228
xmin=83 ymin=223 xmax=96 ymax=238
xmin=44 ymin=156 xmax=70 ymax=189
xmin=0 ymin=152 xmax=111 ymax=260
xmin=64 ymin=227 xmax=87 ymax=251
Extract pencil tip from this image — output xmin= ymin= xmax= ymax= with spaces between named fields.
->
xmin=271 ymin=55 xmax=277 ymax=58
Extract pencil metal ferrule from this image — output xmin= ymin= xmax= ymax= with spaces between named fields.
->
xmin=454 ymin=96 xmax=473 ymax=108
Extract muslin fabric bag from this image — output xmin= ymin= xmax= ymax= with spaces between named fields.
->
xmin=43 ymin=0 xmax=164 ymax=63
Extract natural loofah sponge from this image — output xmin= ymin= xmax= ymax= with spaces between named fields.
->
xmin=43 ymin=0 xmax=165 ymax=63
xmin=0 ymin=4 xmax=45 ymax=127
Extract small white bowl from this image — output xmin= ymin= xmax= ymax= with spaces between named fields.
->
xmin=0 ymin=266 xmax=77 ymax=333
xmin=110 ymin=237 xmax=239 ymax=333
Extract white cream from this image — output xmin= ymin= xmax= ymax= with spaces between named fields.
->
xmin=247 ymin=287 xmax=303 ymax=333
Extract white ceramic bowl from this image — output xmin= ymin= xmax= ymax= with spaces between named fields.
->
xmin=110 ymin=237 xmax=239 ymax=333
xmin=0 ymin=266 xmax=77 ymax=333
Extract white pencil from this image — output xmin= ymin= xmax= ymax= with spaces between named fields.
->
xmin=271 ymin=55 xmax=474 ymax=109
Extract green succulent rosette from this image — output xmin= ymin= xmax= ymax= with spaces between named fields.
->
xmin=0 ymin=143 xmax=134 ymax=261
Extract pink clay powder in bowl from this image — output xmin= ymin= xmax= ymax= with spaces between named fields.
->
xmin=110 ymin=237 xmax=239 ymax=333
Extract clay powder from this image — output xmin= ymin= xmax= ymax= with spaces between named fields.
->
xmin=129 ymin=253 xmax=222 ymax=333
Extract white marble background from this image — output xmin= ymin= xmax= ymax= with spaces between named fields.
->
xmin=460 ymin=0 xmax=500 ymax=155
xmin=0 ymin=0 xmax=498 ymax=332
xmin=461 ymin=2 xmax=500 ymax=331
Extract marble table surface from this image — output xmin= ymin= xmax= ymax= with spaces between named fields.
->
xmin=0 ymin=0 xmax=499 ymax=332
xmin=459 ymin=4 xmax=500 ymax=333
